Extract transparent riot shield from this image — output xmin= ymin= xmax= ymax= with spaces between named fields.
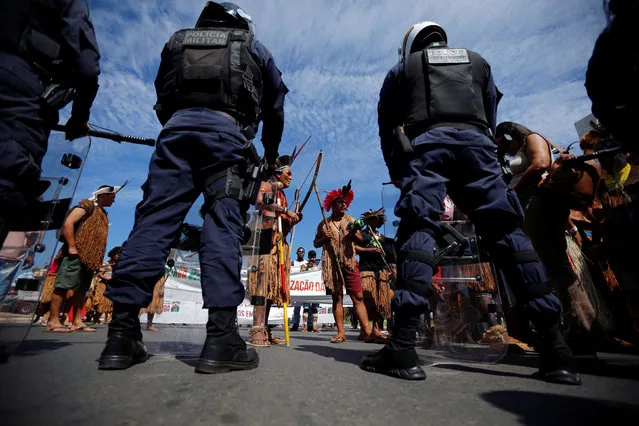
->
xmin=244 ymin=209 xmax=272 ymax=336
xmin=415 ymin=221 xmax=512 ymax=365
xmin=0 ymin=132 xmax=91 ymax=362
xmin=142 ymin=209 xmax=266 ymax=358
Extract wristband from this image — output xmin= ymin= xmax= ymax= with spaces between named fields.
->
xmin=283 ymin=207 xmax=288 ymax=215
xmin=567 ymin=226 xmax=578 ymax=236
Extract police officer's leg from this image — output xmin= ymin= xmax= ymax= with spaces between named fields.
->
xmin=0 ymin=58 xmax=53 ymax=247
xmin=361 ymin=146 xmax=450 ymax=380
xmin=0 ymin=138 xmax=47 ymax=247
xmin=195 ymin=178 xmax=258 ymax=374
xmin=99 ymin=128 xmax=201 ymax=370
xmin=453 ymin=144 xmax=580 ymax=385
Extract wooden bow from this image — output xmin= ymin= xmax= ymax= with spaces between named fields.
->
xmin=297 ymin=150 xmax=323 ymax=214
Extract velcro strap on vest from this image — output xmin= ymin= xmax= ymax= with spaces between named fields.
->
xmin=397 ymin=249 xmax=437 ymax=268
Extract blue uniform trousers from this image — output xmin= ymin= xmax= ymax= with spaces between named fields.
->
xmin=105 ymin=108 xmax=250 ymax=309
xmin=392 ymin=128 xmax=561 ymax=321
xmin=0 ymin=54 xmax=57 ymax=244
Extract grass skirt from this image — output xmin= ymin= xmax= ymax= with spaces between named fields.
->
xmin=247 ymin=243 xmax=290 ymax=307
xmin=360 ymin=269 xmax=392 ymax=319
xmin=141 ymin=276 xmax=166 ymax=315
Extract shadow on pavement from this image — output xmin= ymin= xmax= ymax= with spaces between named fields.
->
xmin=297 ymin=344 xmax=371 ymax=366
xmin=433 ymin=363 xmax=533 ymax=379
xmin=482 ymin=390 xmax=639 ymax=425
xmin=499 ymin=351 xmax=639 ymax=382
xmin=12 ymin=339 xmax=72 ymax=358
xmin=286 ymin=334 xmax=330 ymax=342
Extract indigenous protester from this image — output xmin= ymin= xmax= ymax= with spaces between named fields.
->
xmin=86 ymin=246 xmax=122 ymax=325
xmin=141 ymin=276 xmax=166 ymax=332
xmin=494 ymin=122 xmax=555 ymax=210
xmin=524 ymin=134 xmax=603 ymax=348
xmin=313 ymin=181 xmax=375 ymax=344
xmin=45 ymin=185 xmax=118 ymax=333
xmin=590 ymin=136 xmax=639 ymax=344
xmin=354 ymin=208 xmax=393 ymax=342
xmin=247 ymin=155 xmax=302 ymax=346
xmin=33 ymin=259 xmax=58 ymax=327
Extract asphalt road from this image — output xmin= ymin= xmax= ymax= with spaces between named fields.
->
xmin=1 ymin=325 xmax=638 ymax=426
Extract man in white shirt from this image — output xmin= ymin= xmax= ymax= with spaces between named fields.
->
xmin=290 ymin=247 xmax=308 ymax=273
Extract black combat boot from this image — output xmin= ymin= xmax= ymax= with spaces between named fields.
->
xmin=98 ymin=304 xmax=148 ymax=370
xmin=195 ymin=307 xmax=259 ymax=374
xmin=360 ymin=313 xmax=426 ymax=380
xmin=533 ymin=318 xmax=581 ymax=385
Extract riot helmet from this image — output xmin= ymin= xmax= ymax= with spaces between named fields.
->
xmin=399 ymin=21 xmax=447 ymax=62
xmin=196 ymin=1 xmax=256 ymax=34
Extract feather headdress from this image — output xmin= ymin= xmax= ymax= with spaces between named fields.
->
xmin=361 ymin=207 xmax=386 ymax=225
xmin=275 ymin=136 xmax=311 ymax=172
xmin=323 ymin=180 xmax=354 ymax=211
xmin=89 ymin=179 xmax=131 ymax=202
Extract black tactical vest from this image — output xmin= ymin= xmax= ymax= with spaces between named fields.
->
xmin=403 ymin=46 xmax=490 ymax=139
xmin=0 ymin=0 xmax=65 ymax=79
xmin=154 ymin=27 xmax=263 ymax=126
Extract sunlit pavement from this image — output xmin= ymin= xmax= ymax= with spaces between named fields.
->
xmin=1 ymin=325 xmax=638 ymax=426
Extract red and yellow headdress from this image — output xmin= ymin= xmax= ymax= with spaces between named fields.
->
xmin=323 ymin=180 xmax=354 ymax=211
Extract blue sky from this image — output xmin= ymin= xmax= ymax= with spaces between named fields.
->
xmin=53 ymin=0 xmax=605 ymax=263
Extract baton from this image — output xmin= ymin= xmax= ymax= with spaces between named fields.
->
xmin=52 ymin=124 xmax=155 ymax=146
xmin=562 ymin=145 xmax=625 ymax=167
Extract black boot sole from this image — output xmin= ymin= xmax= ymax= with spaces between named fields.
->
xmin=531 ymin=370 xmax=582 ymax=386
xmin=194 ymin=357 xmax=259 ymax=374
xmin=98 ymin=354 xmax=149 ymax=370
xmin=360 ymin=363 xmax=426 ymax=380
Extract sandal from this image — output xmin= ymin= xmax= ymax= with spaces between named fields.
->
xmin=330 ymin=335 xmax=347 ymax=344
xmin=44 ymin=325 xmax=70 ymax=333
xmin=247 ymin=326 xmax=271 ymax=347
xmin=267 ymin=326 xmax=286 ymax=345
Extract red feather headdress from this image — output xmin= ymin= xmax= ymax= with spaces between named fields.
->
xmin=323 ymin=180 xmax=354 ymax=211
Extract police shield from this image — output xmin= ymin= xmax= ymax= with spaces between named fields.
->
xmin=243 ymin=209 xmax=271 ymax=331
xmin=381 ymin=188 xmax=518 ymax=366
xmin=140 ymin=208 xmax=266 ymax=358
xmin=0 ymin=132 xmax=91 ymax=362
xmin=415 ymin=220 xmax=515 ymax=365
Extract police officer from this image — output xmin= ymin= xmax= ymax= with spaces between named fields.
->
xmin=0 ymin=0 xmax=101 ymax=247
xmin=99 ymin=2 xmax=288 ymax=374
xmin=361 ymin=21 xmax=581 ymax=385
xmin=585 ymin=0 xmax=638 ymax=150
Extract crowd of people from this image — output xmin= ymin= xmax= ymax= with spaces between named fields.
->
xmin=1 ymin=0 xmax=637 ymax=391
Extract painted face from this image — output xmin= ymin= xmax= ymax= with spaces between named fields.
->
xmin=276 ymin=167 xmax=293 ymax=188
xmin=332 ymin=197 xmax=347 ymax=214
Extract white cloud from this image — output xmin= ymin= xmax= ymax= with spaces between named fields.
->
xmin=67 ymin=0 xmax=606 ymax=253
